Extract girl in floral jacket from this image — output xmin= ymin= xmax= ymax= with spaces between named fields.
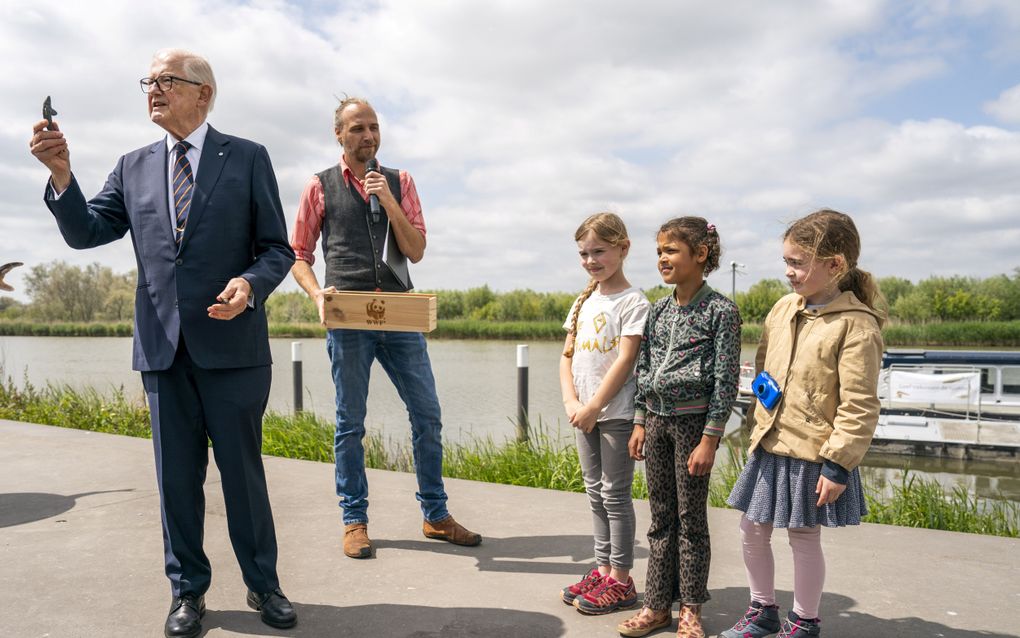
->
xmin=618 ymin=217 xmax=742 ymax=638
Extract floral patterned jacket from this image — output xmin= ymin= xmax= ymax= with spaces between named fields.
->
xmin=634 ymin=283 xmax=743 ymax=437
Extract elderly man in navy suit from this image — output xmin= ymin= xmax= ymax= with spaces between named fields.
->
xmin=29 ymin=49 xmax=297 ymax=638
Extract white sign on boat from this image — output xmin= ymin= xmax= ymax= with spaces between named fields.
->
xmin=887 ymin=370 xmax=980 ymax=406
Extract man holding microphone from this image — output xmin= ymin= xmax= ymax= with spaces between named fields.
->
xmin=290 ymin=97 xmax=481 ymax=559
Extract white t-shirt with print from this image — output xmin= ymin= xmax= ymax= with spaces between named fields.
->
xmin=563 ymin=286 xmax=651 ymax=423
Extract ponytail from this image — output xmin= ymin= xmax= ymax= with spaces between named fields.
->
xmin=658 ymin=216 xmax=721 ymax=275
xmin=564 ymin=278 xmax=599 ymax=358
xmin=786 ymin=209 xmax=887 ymax=325
xmin=839 ymin=266 xmax=887 ymax=327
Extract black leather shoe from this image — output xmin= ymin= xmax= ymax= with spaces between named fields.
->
xmin=247 ymin=588 xmax=297 ymax=629
xmin=165 ymin=594 xmax=205 ymax=638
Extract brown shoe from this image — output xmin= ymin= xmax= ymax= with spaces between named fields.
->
xmin=422 ymin=515 xmax=481 ymax=546
xmin=676 ymin=604 xmax=705 ymax=638
xmin=343 ymin=522 xmax=372 ymax=558
xmin=617 ymin=607 xmax=671 ymax=637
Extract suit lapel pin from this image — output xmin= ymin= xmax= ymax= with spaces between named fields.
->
xmin=218 ymin=151 xmax=224 ymax=156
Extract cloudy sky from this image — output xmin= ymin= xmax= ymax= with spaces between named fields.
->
xmin=3 ymin=0 xmax=1020 ymax=301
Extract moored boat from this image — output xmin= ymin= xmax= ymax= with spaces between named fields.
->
xmin=736 ymin=349 xmax=1020 ymax=459
xmin=874 ymin=349 xmax=1020 ymax=458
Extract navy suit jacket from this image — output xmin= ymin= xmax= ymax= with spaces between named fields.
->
xmin=45 ymin=125 xmax=295 ymax=372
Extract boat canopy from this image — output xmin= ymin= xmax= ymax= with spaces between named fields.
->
xmin=883 ymin=350 xmax=1020 ymax=368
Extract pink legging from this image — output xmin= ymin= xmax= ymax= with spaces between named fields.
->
xmin=739 ymin=515 xmax=825 ymax=619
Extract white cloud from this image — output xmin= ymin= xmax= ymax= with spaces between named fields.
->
xmin=985 ymin=83 xmax=1020 ymax=124
xmin=2 ymin=0 xmax=1019 ymax=301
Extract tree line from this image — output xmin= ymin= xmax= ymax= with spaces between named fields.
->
xmin=0 ymin=261 xmax=135 ymax=322
xmin=2 ymin=261 xmax=1020 ymax=325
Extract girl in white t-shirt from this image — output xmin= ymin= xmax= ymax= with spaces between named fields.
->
xmin=559 ymin=212 xmax=651 ymax=616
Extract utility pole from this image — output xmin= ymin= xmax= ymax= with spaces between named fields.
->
xmin=730 ymin=261 xmax=746 ymax=299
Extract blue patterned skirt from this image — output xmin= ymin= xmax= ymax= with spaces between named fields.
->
xmin=726 ymin=447 xmax=867 ymax=528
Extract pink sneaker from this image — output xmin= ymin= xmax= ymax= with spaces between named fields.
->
xmin=561 ymin=568 xmax=605 ymax=605
xmin=575 ymin=575 xmax=638 ymax=615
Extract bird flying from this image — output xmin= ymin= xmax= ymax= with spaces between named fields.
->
xmin=0 ymin=262 xmax=24 ymax=292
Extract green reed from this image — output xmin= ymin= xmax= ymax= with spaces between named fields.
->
xmin=0 ymin=374 xmax=150 ymax=437
xmin=268 ymin=323 xmax=326 ymax=339
xmin=2 ymin=372 xmax=1017 ymax=537
xmin=881 ymin=320 xmax=1020 ymax=347
xmin=708 ymin=439 xmax=747 ymax=508
xmin=0 ymin=318 xmax=739 ymax=342
xmin=863 ymin=472 xmax=1019 ymax=537
xmin=0 ymin=321 xmax=134 ymax=337
xmin=261 ymin=410 xmax=334 ymax=462
xmin=429 ymin=319 xmax=565 ymax=340
xmin=7 ymin=318 xmax=1020 ymax=345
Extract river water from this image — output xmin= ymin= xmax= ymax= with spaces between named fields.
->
xmin=2 ymin=336 xmax=1018 ymax=504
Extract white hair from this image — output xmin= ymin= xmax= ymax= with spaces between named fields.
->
xmin=152 ymin=48 xmax=217 ymax=112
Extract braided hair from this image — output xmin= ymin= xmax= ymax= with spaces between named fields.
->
xmin=564 ymin=212 xmax=630 ymax=358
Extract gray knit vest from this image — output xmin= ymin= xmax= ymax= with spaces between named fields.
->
xmin=317 ymin=164 xmax=412 ymax=292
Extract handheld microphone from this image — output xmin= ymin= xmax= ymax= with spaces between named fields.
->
xmin=365 ymin=158 xmax=381 ymax=224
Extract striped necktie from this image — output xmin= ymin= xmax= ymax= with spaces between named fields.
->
xmin=172 ymin=141 xmax=194 ymax=245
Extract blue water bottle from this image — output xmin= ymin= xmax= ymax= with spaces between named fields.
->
xmin=752 ymin=371 xmax=782 ymax=410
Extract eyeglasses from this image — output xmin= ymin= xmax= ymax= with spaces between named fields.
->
xmin=139 ymin=75 xmax=202 ymax=93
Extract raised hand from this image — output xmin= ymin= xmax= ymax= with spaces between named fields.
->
xmin=30 ymin=119 xmax=71 ymax=191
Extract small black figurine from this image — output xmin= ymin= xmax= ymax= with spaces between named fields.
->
xmin=43 ymin=96 xmax=57 ymax=130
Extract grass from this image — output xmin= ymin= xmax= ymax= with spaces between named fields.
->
xmin=0 ymin=321 xmax=133 ymax=337
xmin=1 ymin=373 xmax=1016 ymax=537
xmin=429 ymin=319 xmax=565 ymax=340
xmin=4 ymin=318 xmax=1017 ymax=345
xmin=0 ymin=374 xmax=150 ymax=436
xmin=709 ymin=438 xmax=748 ymax=508
xmin=881 ymin=320 xmax=1020 ymax=347
xmin=268 ymin=323 xmax=326 ymax=339
xmin=863 ymin=473 xmax=1019 ymax=537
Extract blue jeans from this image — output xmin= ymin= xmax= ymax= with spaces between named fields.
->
xmin=326 ymin=328 xmax=449 ymax=525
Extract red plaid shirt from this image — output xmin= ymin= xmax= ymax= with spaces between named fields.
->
xmin=290 ymin=155 xmax=425 ymax=265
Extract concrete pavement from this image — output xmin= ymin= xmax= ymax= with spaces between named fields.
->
xmin=1 ymin=419 xmax=1018 ymax=638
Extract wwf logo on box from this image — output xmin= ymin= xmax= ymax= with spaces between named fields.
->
xmin=366 ymin=299 xmax=386 ymax=325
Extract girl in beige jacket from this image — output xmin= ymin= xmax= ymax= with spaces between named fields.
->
xmin=719 ymin=209 xmax=885 ymax=638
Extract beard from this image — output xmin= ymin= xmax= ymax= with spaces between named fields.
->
xmin=350 ymin=145 xmax=377 ymax=163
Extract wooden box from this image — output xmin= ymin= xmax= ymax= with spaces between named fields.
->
xmin=322 ymin=291 xmax=437 ymax=333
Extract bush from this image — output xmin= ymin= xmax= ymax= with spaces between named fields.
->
xmin=735 ymin=279 xmax=788 ymax=322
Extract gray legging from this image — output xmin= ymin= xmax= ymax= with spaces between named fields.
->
xmin=575 ymin=418 xmax=636 ymax=570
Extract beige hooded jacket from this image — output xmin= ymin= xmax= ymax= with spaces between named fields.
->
xmin=747 ymin=291 xmax=884 ymax=471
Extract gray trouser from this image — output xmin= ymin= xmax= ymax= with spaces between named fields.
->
xmin=576 ymin=418 xmax=636 ymax=570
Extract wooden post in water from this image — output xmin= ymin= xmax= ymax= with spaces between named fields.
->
xmin=291 ymin=342 xmax=303 ymax=414
xmin=516 ymin=344 xmax=529 ymax=442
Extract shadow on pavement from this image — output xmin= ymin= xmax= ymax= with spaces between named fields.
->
xmin=707 ymin=587 xmax=1014 ymax=638
xmin=0 ymin=490 xmax=134 ymax=528
xmin=374 ymin=534 xmax=650 ymax=575
xmin=203 ymin=602 xmax=566 ymax=637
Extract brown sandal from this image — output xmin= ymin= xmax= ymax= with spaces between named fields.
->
xmin=617 ymin=607 xmax=672 ymax=637
xmin=676 ymin=604 xmax=705 ymax=638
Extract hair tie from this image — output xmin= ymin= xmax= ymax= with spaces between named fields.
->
xmin=706 ymin=223 xmax=716 ymax=234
